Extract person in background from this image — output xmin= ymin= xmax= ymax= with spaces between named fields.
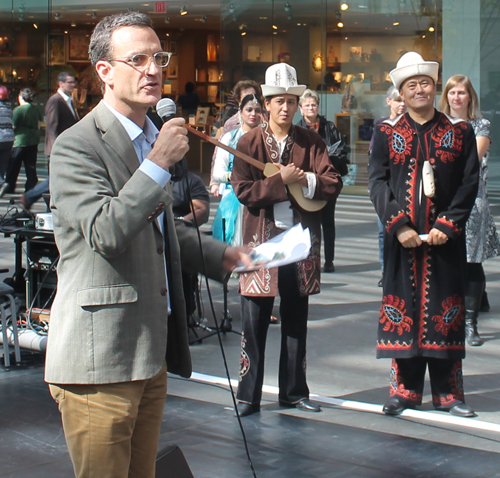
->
xmin=0 ymin=85 xmax=14 ymax=198
xmin=5 ymin=88 xmax=43 ymax=196
xmin=44 ymin=13 xmax=246 ymax=477
xmin=438 ymin=74 xmax=500 ymax=346
xmin=18 ymin=72 xmax=78 ymax=209
xmin=172 ymin=171 xmax=210 ymax=324
xmin=368 ymin=86 xmax=406 ymax=286
xmin=176 ymin=81 xmax=200 ymax=118
xmin=211 ymin=94 xmax=263 ymax=246
xmin=232 ymin=63 xmax=342 ymax=417
xmin=297 ymin=89 xmax=348 ymax=272
xmin=369 ymin=52 xmax=479 ymax=418
xmin=209 ymin=79 xmax=262 ymax=195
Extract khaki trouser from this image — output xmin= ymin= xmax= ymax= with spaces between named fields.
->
xmin=49 ymin=362 xmax=167 ymax=478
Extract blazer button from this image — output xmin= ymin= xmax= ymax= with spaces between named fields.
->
xmin=158 ymin=202 xmax=166 ymax=208
xmin=148 ymin=215 xmax=154 ymax=221
xmin=157 ymin=246 xmax=164 ymax=254
xmin=161 ymin=288 xmax=168 ymax=296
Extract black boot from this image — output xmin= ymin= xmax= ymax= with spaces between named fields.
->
xmin=465 ymin=281 xmax=484 ymax=347
xmin=480 ymin=290 xmax=490 ymax=312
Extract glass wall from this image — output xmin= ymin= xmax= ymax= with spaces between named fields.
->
xmin=221 ymin=0 xmax=444 ymax=188
xmin=2 ymin=0 xmax=499 ymax=192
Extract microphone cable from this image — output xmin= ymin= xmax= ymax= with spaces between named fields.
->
xmin=180 ymin=170 xmax=258 ymax=478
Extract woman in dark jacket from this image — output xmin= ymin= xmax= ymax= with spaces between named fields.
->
xmin=297 ymin=89 xmax=347 ymax=272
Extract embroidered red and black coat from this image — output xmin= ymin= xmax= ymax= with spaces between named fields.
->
xmin=369 ymin=111 xmax=479 ymax=359
xmin=232 ymin=122 xmax=342 ymax=297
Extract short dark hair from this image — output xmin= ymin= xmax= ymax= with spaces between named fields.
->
xmin=89 ymin=12 xmax=155 ymax=92
xmin=19 ymin=88 xmax=36 ymax=103
xmin=57 ymin=72 xmax=74 ymax=84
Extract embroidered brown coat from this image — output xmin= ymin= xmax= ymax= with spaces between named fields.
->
xmin=232 ymin=122 xmax=342 ymax=297
xmin=369 ymin=111 xmax=479 ymax=359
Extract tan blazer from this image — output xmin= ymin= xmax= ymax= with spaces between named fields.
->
xmin=45 ymin=101 xmax=227 ymax=384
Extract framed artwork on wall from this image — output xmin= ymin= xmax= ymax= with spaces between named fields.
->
xmin=47 ymin=34 xmax=65 ymax=65
xmin=68 ymin=35 xmax=90 ymax=62
xmin=167 ymin=55 xmax=178 ymax=78
xmin=169 ymin=41 xmax=177 ymax=55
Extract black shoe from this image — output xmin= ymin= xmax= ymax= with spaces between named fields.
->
xmin=280 ymin=399 xmax=321 ymax=412
xmin=323 ymin=262 xmax=335 ymax=273
xmin=383 ymin=397 xmax=407 ymax=415
xmin=480 ymin=291 xmax=490 ymax=312
xmin=236 ymin=402 xmax=260 ymax=417
xmin=448 ymin=403 xmax=477 ymax=418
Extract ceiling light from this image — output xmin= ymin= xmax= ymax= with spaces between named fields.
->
xmin=241 ymin=31 xmax=246 ymax=36
xmin=71 ymin=20 xmax=76 ymax=27
xmin=337 ymin=21 xmax=344 ymax=28
xmin=428 ymin=26 xmax=435 ymax=32
xmin=272 ymin=24 xmax=278 ymax=30
xmin=180 ymin=6 xmax=187 ymax=15
xmin=393 ymin=22 xmax=399 ymax=26
xmin=33 ymin=23 xmax=38 ymax=29
xmin=422 ymin=34 xmax=426 ymax=38
xmin=340 ymin=3 xmax=349 ymax=10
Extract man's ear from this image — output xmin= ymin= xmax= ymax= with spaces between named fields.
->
xmin=95 ymin=60 xmax=113 ymax=88
xmin=264 ymin=99 xmax=271 ymax=112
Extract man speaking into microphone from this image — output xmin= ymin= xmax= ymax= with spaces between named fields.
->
xmin=45 ymin=12 xmax=246 ymax=478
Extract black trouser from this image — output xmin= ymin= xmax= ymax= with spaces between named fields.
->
xmin=237 ymin=263 xmax=309 ymax=405
xmin=389 ymin=357 xmax=465 ymax=408
xmin=6 ymin=145 xmax=38 ymax=192
xmin=321 ymin=198 xmax=336 ymax=264
xmin=0 ymin=141 xmax=13 ymax=182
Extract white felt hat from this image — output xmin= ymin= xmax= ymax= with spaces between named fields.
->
xmin=261 ymin=63 xmax=306 ymax=98
xmin=389 ymin=52 xmax=439 ymax=90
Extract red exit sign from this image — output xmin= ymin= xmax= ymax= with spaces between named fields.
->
xmin=155 ymin=2 xmax=167 ymax=14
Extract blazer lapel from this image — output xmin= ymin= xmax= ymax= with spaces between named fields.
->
xmin=93 ymin=101 xmax=141 ymax=176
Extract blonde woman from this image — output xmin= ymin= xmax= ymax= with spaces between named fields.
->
xmin=439 ymin=75 xmax=500 ymax=346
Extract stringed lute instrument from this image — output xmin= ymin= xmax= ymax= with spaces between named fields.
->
xmin=187 ymin=126 xmax=327 ymax=212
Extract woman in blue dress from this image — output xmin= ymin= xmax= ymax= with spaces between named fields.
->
xmin=211 ymin=94 xmax=263 ymax=245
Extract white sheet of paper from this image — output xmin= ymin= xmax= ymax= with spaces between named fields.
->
xmin=419 ymin=234 xmax=429 ymax=242
xmin=234 ymin=223 xmax=311 ymax=273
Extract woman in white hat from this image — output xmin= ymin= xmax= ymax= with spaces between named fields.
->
xmin=439 ymin=75 xmax=500 ymax=346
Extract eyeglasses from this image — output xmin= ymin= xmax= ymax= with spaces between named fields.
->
xmin=107 ymin=52 xmax=172 ymax=69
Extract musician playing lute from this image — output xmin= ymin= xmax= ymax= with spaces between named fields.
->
xmin=230 ymin=63 xmax=342 ymax=417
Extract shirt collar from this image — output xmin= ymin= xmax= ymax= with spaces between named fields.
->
xmin=103 ymin=101 xmax=159 ymax=144
xmin=58 ymin=89 xmax=72 ymax=102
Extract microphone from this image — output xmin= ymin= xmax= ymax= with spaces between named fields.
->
xmin=156 ymin=98 xmax=187 ymax=180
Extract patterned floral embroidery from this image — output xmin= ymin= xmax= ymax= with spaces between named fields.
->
xmin=382 ymin=121 xmax=414 ymax=165
xmin=432 ymin=361 xmax=465 ymax=406
xmin=389 ymin=362 xmax=422 ymax=403
xmin=239 ymin=334 xmax=250 ymax=380
xmin=380 ymin=295 xmax=414 ymax=335
xmin=260 ymin=122 xmax=295 ymax=165
xmin=431 ymin=123 xmax=466 ymax=163
xmin=432 ymin=295 xmax=464 ymax=336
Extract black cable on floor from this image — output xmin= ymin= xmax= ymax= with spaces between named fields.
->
xmin=183 ymin=173 xmax=258 ymax=478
